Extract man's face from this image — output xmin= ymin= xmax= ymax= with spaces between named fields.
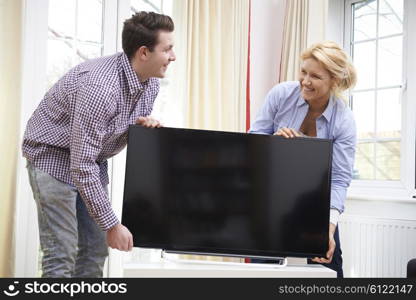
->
xmin=146 ymin=31 xmax=176 ymax=78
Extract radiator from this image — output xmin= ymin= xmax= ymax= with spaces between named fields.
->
xmin=338 ymin=215 xmax=416 ymax=277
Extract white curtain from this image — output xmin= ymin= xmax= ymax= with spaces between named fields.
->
xmin=279 ymin=0 xmax=328 ymax=82
xmin=172 ymin=0 xmax=249 ymax=132
xmin=279 ymin=0 xmax=309 ymax=82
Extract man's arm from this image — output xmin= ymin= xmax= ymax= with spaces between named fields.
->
xmin=69 ymin=84 xmax=132 ymax=251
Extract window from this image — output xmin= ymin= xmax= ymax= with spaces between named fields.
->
xmin=131 ymin=0 xmax=171 ymax=13
xmin=342 ymin=0 xmax=416 ymax=199
xmin=18 ymin=0 xmax=181 ymax=277
xmin=28 ymin=0 xmax=109 ymax=276
xmin=16 ymin=0 xmax=119 ymax=277
xmin=348 ymin=0 xmax=403 ymax=181
xmin=47 ymin=0 xmax=104 ymax=87
xmin=344 ymin=0 xmax=415 ymax=198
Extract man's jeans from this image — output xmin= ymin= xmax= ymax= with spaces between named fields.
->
xmin=27 ymin=162 xmax=108 ymax=278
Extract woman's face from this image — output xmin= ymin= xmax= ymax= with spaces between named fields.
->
xmin=299 ymin=58 xmax=334 ymax=104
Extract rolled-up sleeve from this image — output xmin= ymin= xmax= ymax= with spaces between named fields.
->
xmin=330 ymin=110 xmax=357 ymax=213
xmin=69 ymin=84 xmax=119 ymax=231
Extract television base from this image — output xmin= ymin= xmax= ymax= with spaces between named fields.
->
xmin=161 ymin=251 xmax=288 ymax=268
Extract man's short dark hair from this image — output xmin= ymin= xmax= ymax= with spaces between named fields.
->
xmin=122 ymin=11 xmax=174 ymax=60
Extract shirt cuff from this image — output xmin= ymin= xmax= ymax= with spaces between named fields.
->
xmin=330 ymin=208 xmax=340 ymax=226
xmin=97 ymin=208 xmax=120 ymax=231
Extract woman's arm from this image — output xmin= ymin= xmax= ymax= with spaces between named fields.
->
xmin=249 ymin=85 xmax=283 ymax=134
xmin=330 ymin=110 xmax=357 ymax=216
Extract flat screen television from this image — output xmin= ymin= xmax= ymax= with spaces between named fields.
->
xmin=122 ymin=126 xmax=333 ymax=259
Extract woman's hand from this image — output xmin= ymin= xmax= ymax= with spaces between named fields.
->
xmin=311 ymin=223 xmax=336 ymax=264
xmin=136 ymin=116 xmax=162 ymax=128
xmin=273 ymin=127 xmax=303 ymax=138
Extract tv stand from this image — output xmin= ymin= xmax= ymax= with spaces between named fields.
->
xmin=123 ymin=255 xmax=336 ymax=277
xmin=161 ymin=251 xmax=288 ymax=268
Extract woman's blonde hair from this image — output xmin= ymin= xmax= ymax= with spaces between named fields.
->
xmin=301 ymin=41 xmax=357 ymax=99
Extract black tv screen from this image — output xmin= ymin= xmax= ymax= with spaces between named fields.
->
xmin=122 ymin=126 xmax=332 ymax=259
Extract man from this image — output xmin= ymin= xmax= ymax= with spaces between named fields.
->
xmin=22 ymin=11 xmax=176 ymax=277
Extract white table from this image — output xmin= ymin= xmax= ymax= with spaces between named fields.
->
xmin=123 ymin=257 xmax=336 ymax=278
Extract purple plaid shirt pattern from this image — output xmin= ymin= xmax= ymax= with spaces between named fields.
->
xmin=22 ymin=52 xmax=159 ymax=230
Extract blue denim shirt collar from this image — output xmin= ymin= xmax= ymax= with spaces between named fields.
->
xmin=296 ymin=93 xmax=336 ymax=123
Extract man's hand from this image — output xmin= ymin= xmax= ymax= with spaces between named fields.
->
xmin=311 ymin=223 xmax=336 ymax=264
xmin=106 ymin=223 xmax=133 ymax=251
xmin=136 ymin=116 xmax=162 ymax=128
xmin=273 ymin=127 xmax=303 ymax=138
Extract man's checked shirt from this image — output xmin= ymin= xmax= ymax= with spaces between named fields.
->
xmin=22 ymin=52 xmax=159 ymax=230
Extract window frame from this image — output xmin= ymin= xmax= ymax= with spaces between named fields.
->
xmin=342 ymin=0 xmax=416 ymax=201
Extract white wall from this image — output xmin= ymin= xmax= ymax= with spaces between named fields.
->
xmin=249 ymin=0 xmax=286 ymax=126
xmin=326 ymin=0 xmax=344 ymax=45
xmin=249 ymin=0 xmax=328 ymax=125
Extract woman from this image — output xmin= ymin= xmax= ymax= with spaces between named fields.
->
xmin=249 ymin=41 xmax=357 ymax=278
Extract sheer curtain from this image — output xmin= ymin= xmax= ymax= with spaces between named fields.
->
xmin=279 ymin=0 xmax=309 ymax=82
xmin=172 ymin=0 xmax=249 ymax=132
xmin=279 ymin=0 xmax=328 ymax=82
